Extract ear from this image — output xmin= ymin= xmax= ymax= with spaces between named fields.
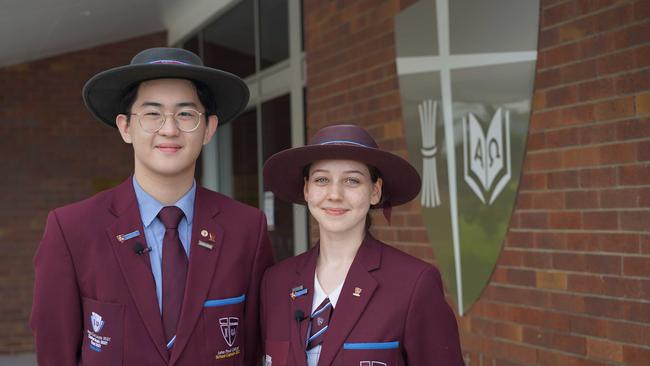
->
xmin=115 ymin=114 xmax=133 ymax=144
xmin=370 ymin=177 xmax=383 ymax=205
xmin=202 ymin=115 xmax=219 ymax=145
xmin=303 ymin=176 xmax=310 ymax=202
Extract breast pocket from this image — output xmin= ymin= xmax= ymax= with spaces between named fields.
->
xmin=203 ymin=294 xmax=246 ymax=364
xmin=81 ymin=297 xmax=124 ymax=366
xmin=342 ymin=341 xmax=400 ymax=366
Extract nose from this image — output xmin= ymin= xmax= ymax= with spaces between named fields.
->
xmin=157 ymin=113 xmax=181 ymax=136
xmin=327 ymin=182 xmax=343 ymax=201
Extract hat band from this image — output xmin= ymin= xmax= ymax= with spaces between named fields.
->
xmin=147 ymin=60 xmax=190 ymax=65
xmin=319 ymin=140 xmax=373 ymax=148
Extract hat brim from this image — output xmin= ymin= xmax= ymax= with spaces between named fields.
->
xmin=263 ymin=144 xmax=421 ymax=208
xmin=83 ymin=64 xmax=249 ymax=127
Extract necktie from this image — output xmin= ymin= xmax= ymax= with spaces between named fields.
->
xmin=306 ymin=297 xmax=333 ymax=350
xmin=158 ymin=206 xmax=187 ymax=348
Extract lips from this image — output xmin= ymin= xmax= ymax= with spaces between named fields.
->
xmin=155 ymin=143 xmax=182 ymax=153
xmin=323 ymin=208 xmax=348 ymax=216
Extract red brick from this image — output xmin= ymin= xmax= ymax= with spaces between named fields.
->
xmin=545 ymin=85 xmax=579 ymax=107
xmin=519 ymin=172 xmax=548 ymax=190
xmin=623 ymin=345 xmax=650 ymax=366
xmin=600 ymin=188 xmax=639 ymax=208
xmin=597 ymin=49 xmax=638 ymax=76
xmin=563 ymin=146 xmax=600 ymax=168
xmin=583 ymin=211 xmax=619 ymax=230
xmin=623 ymin=256 xmax=650 ymax=277
xmin=531 ymin=191 xmax=565 ymax=209
xmin=620 ymin=211 xmax=650 ymax=231
xmin=548 ymin=170 xmax=579 ymax=189
xmin=566 ymin=190 xmax=599 ymax=209
xmin=587 ymin=338 xmax=624 ymax=363
xmin=580 ymin=167 xmax=617 ymax=188
xmin=549 ymin=211 xmax=583 ymax=229
xmin=564 ymin=59 xmax=598 ymax=84
xmin=618 ymin=164 xmax=650 ymax=185
xmin=536 ymin=67 xmax=562 ymax=89
xmin=594 ymin=97 xmax=636 ymax=121
xmin=577 ymin=78 xmax=616 ymax=102
xmin=542 ymin=1 xmax=577 ymax=28
xmin=536 ymin=232 xmax=567 ymax=250
xmin=546 ymin=127 xmax=580 ymax=148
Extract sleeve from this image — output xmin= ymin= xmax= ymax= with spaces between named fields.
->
xmin=403 ymin=266 xmax=465 ymax=365
xmin=243 ymin=211 xmax=276 ymax=366
xmin=30 ymin=210 xmax=83 ymax=366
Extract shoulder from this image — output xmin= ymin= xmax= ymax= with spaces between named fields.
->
xmin=52 ymin=185 xmax=117 ymax=222
xmin=376 ymin=239 xmax=439 ymax=279
xmin=264 ymin=249 xmax=311 ymax=281
xmin=369 ymin=238 xmax=445 ymax=299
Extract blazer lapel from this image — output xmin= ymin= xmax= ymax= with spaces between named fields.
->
xmin=290 ymin=246 xmax=318 ymax=366
xmin=317 ymin=235 xmax=381 ymax=366
xmin=106 ymin=178 xmax=168 ymax=362
xmin=170 ymin=186 xmax=224 ymax=364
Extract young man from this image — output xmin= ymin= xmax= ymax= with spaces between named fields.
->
xmin=31 ymin=47 xmax=274 ymax=366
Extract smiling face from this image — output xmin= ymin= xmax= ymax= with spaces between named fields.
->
xmin=304 ymin=159 xmax=383 ymax=238
xmin=115 ymin=78 xmax=218 ymax=183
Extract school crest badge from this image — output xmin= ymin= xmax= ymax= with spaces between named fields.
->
xmin=219 ymin=317 xmax=239 ymax=347
xmin=395 ymin=0 xmax=539 ymax=314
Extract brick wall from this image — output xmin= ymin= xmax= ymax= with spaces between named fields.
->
xmin=303 ymin=0 xmax=650 ymax=365
xmin=0 ymin=32 xmax=166 ymax=353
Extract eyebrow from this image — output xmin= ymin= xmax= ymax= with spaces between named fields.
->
xmin=311 ymin=169 xmax=366 ymax=176
xmin=139 ymin=102 xmax=199 ymax=108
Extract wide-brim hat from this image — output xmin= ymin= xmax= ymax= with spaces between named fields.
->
xmin=263 ymin=124 xmax=421 ymax=208
xmin=82 ymin=47 xmax=249 ymax=127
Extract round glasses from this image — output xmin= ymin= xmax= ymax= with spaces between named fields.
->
xmin=130 ymin=108 xmax=204 ymax=133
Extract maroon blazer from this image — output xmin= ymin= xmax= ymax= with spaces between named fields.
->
xmin=31 ymin=178 xmax=274 ymax=366
xmin=260 ymin=235 xmax=463 ymax=366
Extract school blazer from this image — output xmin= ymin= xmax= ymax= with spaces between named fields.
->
xmin=31 ymin=177 xmax=275 ymax=366
xmin=260 ymin=234 xmax=464 ymax=366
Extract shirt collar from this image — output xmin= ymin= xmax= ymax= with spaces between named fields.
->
xmin=132 ymin=176 xmax=196 ymax=227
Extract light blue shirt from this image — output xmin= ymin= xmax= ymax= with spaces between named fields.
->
xmin=132 ymin=177 xmax=196 ymax=313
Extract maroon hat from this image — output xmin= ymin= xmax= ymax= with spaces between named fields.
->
xmin=263 ymin=124 xmax=421 ymax=209
xmin=82 ymin=47 xmax=249 ymax=128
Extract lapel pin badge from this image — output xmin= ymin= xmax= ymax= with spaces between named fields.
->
xmin=290 ymin=285 xmax=308 ymax=300
xmin=353 ymin=287 xmax=362 ymax=297
xmin=116 ymin=230 xmax=140 ymax=243
xmin=201 ymin=229 xmax=208 ymax=238
xmin=198 ymin=240 xmax=214 ymax=250
xmin=208 ymin=232 xmax=216 ymax=242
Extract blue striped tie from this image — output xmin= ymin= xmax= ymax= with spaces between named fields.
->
xmin=306 ymin=297 xmax=333 ymax=350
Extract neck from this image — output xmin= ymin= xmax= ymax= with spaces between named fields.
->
xmin=317 ymin=226 xmax=365 ymax=266
xmin=133 ymin=168 xmax=195 ymax=205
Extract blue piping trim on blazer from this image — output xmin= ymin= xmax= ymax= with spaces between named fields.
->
xmin=203 ymin=294 xmax=246 ymax=307
xmin=343 ymin=341 xmax=399 ymax=350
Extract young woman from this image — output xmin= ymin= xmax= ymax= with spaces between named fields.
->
xmin=260 ymin=124 xmax=464 ymax=366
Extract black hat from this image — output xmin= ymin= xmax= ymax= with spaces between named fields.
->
xmin=82 ymin=47 xmax=249 ymax=127
xmin=263 ymin=124 xmax=422 ymax=208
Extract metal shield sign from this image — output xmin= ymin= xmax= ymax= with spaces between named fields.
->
xmin=395 ymin=0 xmax=539 ymax=314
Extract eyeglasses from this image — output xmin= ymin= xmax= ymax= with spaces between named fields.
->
xmin=130 ymin=108 xmax=204 ymax=133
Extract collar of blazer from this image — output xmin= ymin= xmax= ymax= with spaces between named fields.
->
xmin=106 ymin=176 xmax=225 ymax=364
xmin=290 ymin=234 xmax=382 ymax=366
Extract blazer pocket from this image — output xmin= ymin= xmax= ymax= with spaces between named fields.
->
xmin=81 ymin=297 xmax=124 ymax=366
xmin=264 ymin=340 xmax=290 ymax=366
xmin=203 ymin=294 xmax=246 ymax=364
xmin=343 ymin=341 xmax=400 ymax=366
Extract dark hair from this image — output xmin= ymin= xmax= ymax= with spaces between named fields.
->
xmin=302 ymin=163 xmax=384 ymax=231
xmin=119 ymin=79 xmax=218 ymax=121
